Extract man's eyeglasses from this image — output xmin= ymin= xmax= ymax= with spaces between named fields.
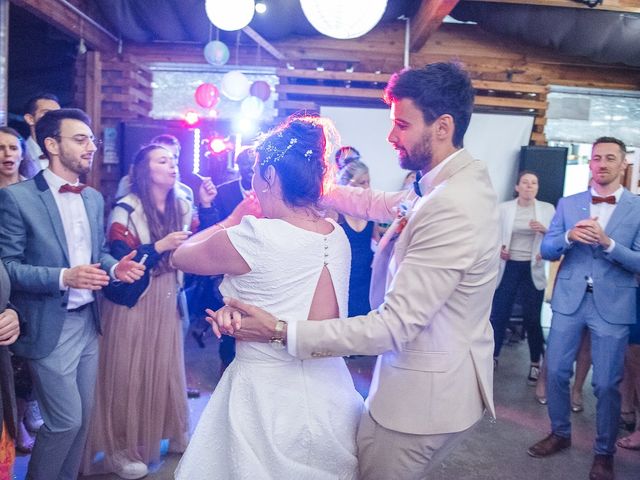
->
xmin=55 ymin=134 xmax=103 ymax=147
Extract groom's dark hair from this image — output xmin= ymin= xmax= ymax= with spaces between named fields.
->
xmin=384 ymin=62 xmax=474 ymax=149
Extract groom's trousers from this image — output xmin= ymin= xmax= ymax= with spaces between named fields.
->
xmin=356 ymin=408 xmax=478 ymax=480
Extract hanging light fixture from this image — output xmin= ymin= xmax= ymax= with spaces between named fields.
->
xmin=205 ymin=0 xmax=255 ymax=31
xmin=300 ymin=0 xmax=388 ymax=40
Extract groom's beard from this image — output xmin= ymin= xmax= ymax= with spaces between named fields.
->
xmin=399 ymin=130 xmax=433 ymax=173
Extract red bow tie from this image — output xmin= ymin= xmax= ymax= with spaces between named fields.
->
xmin=59 ymin=183 xmax=87 ymax=194
xmin=591 ymin=195 xmax=616 ymax=205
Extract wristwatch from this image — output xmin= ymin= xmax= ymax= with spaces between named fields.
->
xmin=269 ymin=319 xmax=287 ymax=350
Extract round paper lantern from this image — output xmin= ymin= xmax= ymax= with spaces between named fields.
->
xmin=300 ymin=0 xmax=387 ymax=39
xmin=220 ymin=71 xmax=251 ymax=101
xmin=240 ymin=96 xmax=264 ymax=119
xmin=249 ymin=80 xmax=271 ymax=101
xmin=203 ymin=40 xmax=230 ymax=66
xmin=205 ymin=0 xmax=255 ymax=32
xmin=195 ymin=83 xmax=220 ymax=108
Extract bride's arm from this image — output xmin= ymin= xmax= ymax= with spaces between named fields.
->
xmin=172 ymin=195 xmax=261 ymax=276
xmin=171 ymin=224 xmax=249 ymax=276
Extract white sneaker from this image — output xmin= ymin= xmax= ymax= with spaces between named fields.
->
xmin=24 ymin=401 xmax=44 ymax=432
xmin=111 ymin=451 xmax=148 ymax=479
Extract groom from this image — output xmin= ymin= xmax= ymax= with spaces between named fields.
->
xmin=218 ymin=62 xmax=500 ymax=478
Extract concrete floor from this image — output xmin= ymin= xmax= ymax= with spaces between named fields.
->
xmin=12 ymin=325 xmax=640 ymax=480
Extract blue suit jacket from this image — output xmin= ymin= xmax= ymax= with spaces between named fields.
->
xmin=0 ymin=171 xmax=117 ymax=359
xmin=541 ymin=189 xmax=640 ymax=325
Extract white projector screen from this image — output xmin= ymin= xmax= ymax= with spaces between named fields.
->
xmin=321 ymin=106 xmax=534 ymax=202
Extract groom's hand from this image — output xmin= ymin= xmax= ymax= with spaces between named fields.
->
xmin=210 ymin=297 xmax=280 ymax=343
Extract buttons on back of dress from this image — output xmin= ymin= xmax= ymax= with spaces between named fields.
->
xmin=323 ymin=236 xmax=329 ymax=266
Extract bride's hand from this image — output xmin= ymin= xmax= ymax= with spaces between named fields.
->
xmin=205 ymin=306 xmax=242 ymax=338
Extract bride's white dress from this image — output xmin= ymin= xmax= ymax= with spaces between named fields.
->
xmin=175 ymin=216 xmax=363 ymax=480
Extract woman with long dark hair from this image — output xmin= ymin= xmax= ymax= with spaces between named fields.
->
xmin=82 ymin=144 xmax=193 ymax=479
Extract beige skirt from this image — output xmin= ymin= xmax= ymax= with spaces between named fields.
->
xmin=81 ymin=272 xmax=188 ymax=474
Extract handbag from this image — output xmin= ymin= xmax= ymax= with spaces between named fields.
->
xmin=102 ymin=202 xmax=161 ymax=308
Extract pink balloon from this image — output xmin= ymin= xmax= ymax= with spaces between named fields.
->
xmin=195 ymin=83 xmax=220 ymax=108
xmin=250 ymin=81 xmax=271 ymax=101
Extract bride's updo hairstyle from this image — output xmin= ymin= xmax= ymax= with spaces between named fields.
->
xmin=255 ymin=114 xmax=338 ymax=208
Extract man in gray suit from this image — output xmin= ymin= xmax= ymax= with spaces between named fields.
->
xmin=0 ymin=108 xmax=144 ymax=480
xmin=528 ymin=137 xmax=640 ymax=480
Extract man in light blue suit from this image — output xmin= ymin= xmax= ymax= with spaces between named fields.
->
xmin=0 ymin=108 xmax=145 ymax=480
xmin=528 ymin=137 xmax=640 ymax=480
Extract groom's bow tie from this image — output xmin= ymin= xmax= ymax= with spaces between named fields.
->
xmin=413 ymin=171 xmax=423 ymax=197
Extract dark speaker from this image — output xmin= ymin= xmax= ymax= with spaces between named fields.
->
xmin=519 ymin=146 xmax=568 ymax=207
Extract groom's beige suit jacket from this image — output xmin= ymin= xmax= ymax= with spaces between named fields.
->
xmin=295 ymin=150 xmax=499 ymax=435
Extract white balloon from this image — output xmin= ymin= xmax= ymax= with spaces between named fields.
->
xmin=205 ymin=0 xmax=255 ymax=32
xmin=240 ymin=96 xmax=265 ymax=119
xmin=300 ymin=0 xmax=387 ymax=39
xmin=221 ymin=71 xmax=251 ymax=101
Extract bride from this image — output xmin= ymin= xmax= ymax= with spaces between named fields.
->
xmin=172 ymin=115 xmax=363 ymax=479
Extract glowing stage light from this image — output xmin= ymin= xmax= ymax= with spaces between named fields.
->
xmin=209 ymin=137 xmax=228 ymax=155
xmin=184 ymin=110 xmax=200 ymax=126
xmin=234 ymin=117 xmax=257 ymax=135
xmin=193 ymin=128 xmax=201 ymax=174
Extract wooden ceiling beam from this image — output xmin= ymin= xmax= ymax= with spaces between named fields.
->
xmin=10 ymin=0 xmax=118 ymax=52
xmin=242 ymin=26 xmax=286 ymax=62
xmin=277 ymin=68 xmax=391 ymax=83
xmin=462 ymin=0 xmax=640 ymax=14
xmin=410 ymin=0 xmax=461 ymax=52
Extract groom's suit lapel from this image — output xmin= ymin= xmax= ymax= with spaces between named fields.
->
xmin=370 ymin=151 xmax=476 ymax=309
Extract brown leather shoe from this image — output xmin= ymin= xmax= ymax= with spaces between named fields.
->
xmin=527 ymin=433 xmax=571 ymax=458
xmin=589 ymin=454 xmax=614 ymax=480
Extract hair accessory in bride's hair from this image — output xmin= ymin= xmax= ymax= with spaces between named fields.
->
xmin=304 ymin=149 xmax=313 ymax=159
xmin=260 ymin=136 xmax=298 ymax=166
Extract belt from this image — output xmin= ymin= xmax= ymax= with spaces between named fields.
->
xmin=586 ymin=284 xmax=593 ymax=293
xmin=67 ymin=302 xmax=93 ymax=313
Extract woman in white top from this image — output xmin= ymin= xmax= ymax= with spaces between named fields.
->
xmin=491 ymin=171 xmax=555 ymax=384
xmin=172 ymin=115 xmax=363 ymax=480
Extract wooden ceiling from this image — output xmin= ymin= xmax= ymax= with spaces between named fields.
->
xmin=465 ymin=0 xmax=640 ymax=13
